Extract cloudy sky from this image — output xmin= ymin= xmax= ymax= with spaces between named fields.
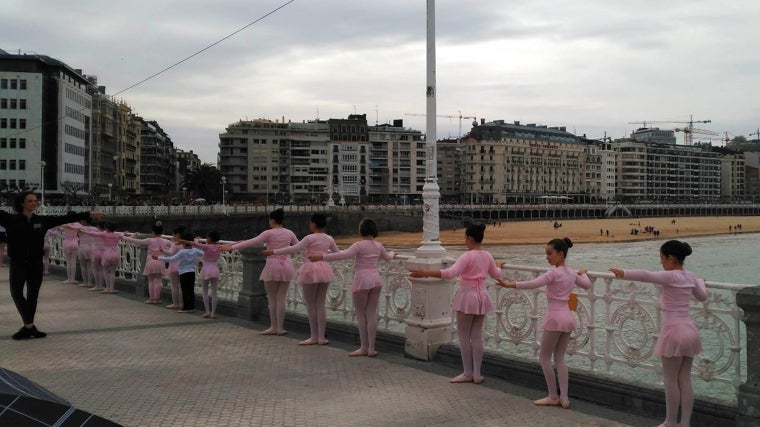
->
xmin=2 ymin=0 xmax=759 ymax=163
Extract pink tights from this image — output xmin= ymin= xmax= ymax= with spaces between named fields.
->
xmin=78 ymin=256 xmax=90 ymax=286
xmin=102 ymin=263 xmax=117 ymax=292
xmin=147 ymin=274 xmax=163 ymax=301
xmin=169 ymin=273 xmax=182 ymax=307
xmin=64 ymin=250 xmax=78 ymax=283
xmin=43 ymin=248 xmax=50 ymax=274
xmin=539 ymin=330 xmax=572 ymax=402
xmin=661 ymin=356 xmax=694 ymax=427
xmin=202 ymin=279 xmax=219 ymax=315
xmin=352 ymin=287 xmax=382 ymax=353
xmin=302 ymin=283 xmax=329 ymax=342
xmin=90 ymin=260 xmax=102 ymax=289
xmin=456 ymin=312 xmax=486 ymax=379
xmin=264 ymin=281 xmax=289 ymax=333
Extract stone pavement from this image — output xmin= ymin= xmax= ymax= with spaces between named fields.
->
xmin=0 ymin=270 xmax=660 ymax=427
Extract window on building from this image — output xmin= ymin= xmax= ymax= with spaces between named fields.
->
xmin=9 ymin=160 xmax=16 ymax=170
xmin=19 ymin=138 xmax=25 ymax=149
xmin=0 ymin=79 xmax=7 ymax=89
xmin=19 ymin=119 xmax=26 ymax=129
xmin=0 ymin=160 xmax=5 ymax=169
xmin=20 ymin=79 xmax=27 ymax=90
xmin=10 ymin=79 xmax=17 ymax=90
xmin=0 ymin=98 xmax=6 ymax=109
xmin=0 ymin=138 xmax=5 ymax=148
xmin=9 ymin=99 xmax=16 ymax=109
xmin=0 ymin=118 xmax=6 ymax=128
xmin=19 ymin=160 xmax=25 ymax=170
xmin=19 ymin=99 xmax=26 ymax=109
xmin=10 ymin=139 xmax=16 ymax=148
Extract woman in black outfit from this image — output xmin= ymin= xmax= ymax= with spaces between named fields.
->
xmin=0 ymin=191 xmax=103 ymax=340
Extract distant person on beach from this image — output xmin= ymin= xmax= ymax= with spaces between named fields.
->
xmin=410 ymin=223 xmax=501 ymax=383
xmin=309 ymin=218 xmax=395 ymax=357
xmin=610 ymin=240 xmax=708 ymax=427
xmin=497 ymin=237 xmax=592 ymax=409
xmin=262 ymin=213 xmax=339 ymax=345
xmin=221 ymin=208 xmax=298 ymax=335
xmin=157 ymin=232 xmax=203 ymax=314
xmin=0 ymin=191 xmax=103 ymax=340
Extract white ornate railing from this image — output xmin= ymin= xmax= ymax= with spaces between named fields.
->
xmin=47 ymin=233 xmax=745 ymax=404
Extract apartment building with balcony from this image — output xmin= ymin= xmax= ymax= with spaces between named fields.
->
xmin=138 ymin=117 xmax=177 ymax=198
xmin=0 ymin=51 xmax=92 ymax=198
xmin=461 ymin=120 xmax=584 ymax=204
xmin=367 ymin=119 xmax=425 ymax=204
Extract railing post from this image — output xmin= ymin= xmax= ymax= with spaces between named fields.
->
xmin=236 ymin=246 xmax=268 ymax=322
xmin=737 ymin=285 xmax=760 ymax=427
xmin=134 ymin=246 xmax=149 ymax=298
xmin=403 ymin=257 xmax=453 ymax=360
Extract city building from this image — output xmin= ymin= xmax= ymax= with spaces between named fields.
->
xmin=460 ymin=120 xmax=585 ymax=204
xmin=138 ymin=117 xmax=177 ymax=198
xmin=0 ymin=50 xmax=92 ymax=200
xmin=367 ymin=119 xmax=425 ymax=204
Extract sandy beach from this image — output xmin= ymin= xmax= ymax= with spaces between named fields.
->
xmin=334 ymin=215 xmax=760 ymax=247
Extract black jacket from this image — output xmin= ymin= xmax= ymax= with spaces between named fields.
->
xmin=0 ymin=211 xmax=91 ymax=262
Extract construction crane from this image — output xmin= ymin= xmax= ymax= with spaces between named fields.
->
xmin=750 ymin=129 xmax=760 ymax=142
xmin=627 ymin=115 xmax=713 ymax=145
xmin=404 ymin=110 xmax=477 ymax=138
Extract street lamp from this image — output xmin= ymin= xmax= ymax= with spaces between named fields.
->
xmin=40 ymin=161 xmax=46 ymax=206
xmin=221 ymin=176 xmax=226 ymax=211
xmin=182 ymin=186 xmax=187 ymax=203
xmin=108 ymin=183 xmax=112 ymax=201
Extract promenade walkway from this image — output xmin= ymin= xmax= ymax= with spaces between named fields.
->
xmin=0 ymin=270 xmax=659 ymax=427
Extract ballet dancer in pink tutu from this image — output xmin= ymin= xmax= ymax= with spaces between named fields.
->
xmin=497 ymin=237 xmax=591 ymax=408
xmin=610 ymin=240 xmax=708 ymax=427
xmin=183 ymin=230 xmax=223 ymax=319
xmin=410 ymin=223 xmax=501 ymax=382
xmin=75 ymin=217 xmax=97 ymax=288
xmin=123 ymin=222 xmax=170 ymax=304
xmin=61 ymin=215 xmax=81 ymax=284
xmin=309 ymin=218 xmax=395 ymax=357
xmin=262 ymin=213 xmax=338 ymax=345
xmin=79 ymin=223 xmax=124 ymax=294
xmin=163 ymin=226 xmax=187 ymax=309
xmin=221 ymin=208 xmax=298 ymax=335
xmin=87 ymin=222 xmax=106 ymax=291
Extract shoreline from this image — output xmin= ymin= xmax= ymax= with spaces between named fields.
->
xmin=334 ymin=215 xmax=760 ymax=247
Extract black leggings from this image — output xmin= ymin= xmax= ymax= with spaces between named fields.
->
xmin=9 ymin=259 xmax=44 ymax=325
xmin=179 ymin=272 xmax=196 ymax=310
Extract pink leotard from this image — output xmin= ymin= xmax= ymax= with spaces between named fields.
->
xmin=231 ymin=228 xmax=298 ymax=282
xmin=123 ymin=236 xmax=170 ymax=276
xmin=516 ymin=266 xmax=592 ymax=332
xmin=191 ymin=242 xmax=223 ymax=281
xmin=322 ymin=239 xmax=395 ymax=293
xmin=441 ymin=250 xmax=502 ymax=315
xmin=274 ymin=233 xmax=339 ymax=285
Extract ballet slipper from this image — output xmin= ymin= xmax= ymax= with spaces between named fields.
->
xmin=367 ymin=351 xmax=378 ymax=357
xmin=534 ymin=397 xmax=561 ymax=406
xmin=276 ymin=330 xmax=288 ymax=336
xmin=317 ymin=340 xmax=329 ymax=345
xmin=299 ymin=339 xmax=318 ymax=346
xmin=209 ymin=314 xmax=216 ymax=319
xmin=560 ymin=398 xmax=570 ymax=409
xmin=348 ymin=349 xmax=368 ymax=357
xmin=201 ymin=313 xmax=210 ymax=318
xmin=259 ymin=329 xmax=277 ymax=335
xmin=449 ymin=374 xmax=474 ymax=383
xmin=144 ymin=299 xmax=153 ymax=304
xmin=473 ymin=377 xmax=485 ymax=384
xmin=165 ymin=304 xmax=178 ymax=309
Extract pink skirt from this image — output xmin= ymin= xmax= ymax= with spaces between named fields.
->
xmin=541 ymin=303 xmax=576 ymax=332
xmin=260 ymin=255 xmax=295 ymax=282
xmin=655 ymin=311 xmax=702 ymax=358
xmin=101 ymin=248 xmax=120 ymax=267
xmin=452 ymin=285 xmax=493 ymax=315
xmin=200 ymin=263 xmax=220 ymax=281
xmin=167 ymin=262 xmax=179 ymax=275
xmin=143 ymin=258 xmax=165 ymax=276
xmin=296 ymin=261 xmax=334 ymax=286
xmin=63 ymin=240 xmax=79 ymax=255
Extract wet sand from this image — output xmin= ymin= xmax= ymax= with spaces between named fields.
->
xmin=334 ymin=215 xmax=760 ymax=247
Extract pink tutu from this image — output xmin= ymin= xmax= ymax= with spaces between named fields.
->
xmin=541 ymin=302 xmax=576 ymax=332
xmin=142 ymin=258 xmax=165 ymax=276
xmin=63 ymin=241 xmax=79 ymax=255
xmin=78 ymin=246 xmax=91 ymax=260
xmin=200 ymin=263 xmax=220 ymax=281
xmin=349 ymin=272 xmax=383 ymax=293
xmin=167 ymin=262 xmax=179 ymax=275
xmin=260 ymin=255 xmax=295 ymax=282
xmin=452 ymin=285 xmax=494 ymax=315
xmin=655 ymin=312 xmax=702 ymax=357
xmin=101 ymin=248 xmax=120 ymax=267
xmin=90 ymin=251 xmax=103 ymax=264
xmin=296 ymin=261 xmax=334 ymax=286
